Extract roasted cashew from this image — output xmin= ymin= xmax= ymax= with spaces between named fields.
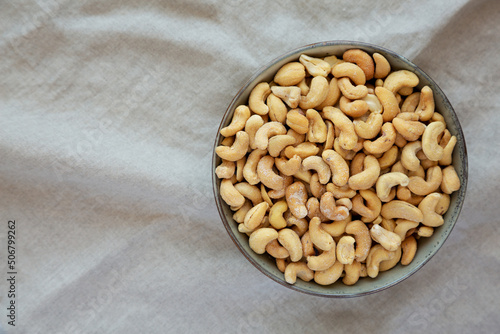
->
xmin=383 ymin=70 xmax=419 ymax=95
xmin=418 ymin=193 xmax=444 ymax=227
xmin=373 ymin=52 xmax=391 ymax=79
xmin=242 ymin=149 xmax=267 ymax=185
xmin=278 ymin=228 xmax=303 ymax=262
xmin=331 ymin=62 xmax=366 ymax=85
xmin=319 ymin=192 xmax=350 ymax=221
xmin=269 ymin=200 xmax=288 ymax=229
xmin=339 ymin=96 xmax=369 ymax=118
xmin=337 ymin=77 xmax=368 ymax=100
xmin=348 ymin=155 xmax=380 ymax=190
xmin=422 ymin=121 xmax=445 ymax=161
xmin=436 ymin=193 xmax=451 ymax=215
xmin=336 ymin=198 xmax=352 ymax=210
xmin=285 ymin=181 xmax=308 ymax=219
xmin=257 ymin=155 xmax=285 ymax=190
xmin=363 ymin=122 xmax=397 ymax=155
xmin=439 ymin=135 xmax=457 ymax=166
xmin=314 ymin=261 xmax=344 ymax=285
xmin=265 ymin=239 xmax=290 ymax=259
xmin=362 ymin=93 xmax=383 ymax=114
xmin=441 ymin=165 xmax=461 ymax=194
xmin=299 ymin=76 xmax=329 ymax=109
xmin=351 ymin=189 xmax=382 ymax=222
xmin=353 ymin=112 xmax=383 ymax=140
xmin=299 ymin=54 xmax=331 ymax=77
xmin=375 ymin=86 xmax=401 ymax=122
xmin=322 ymin=106 xmax=358 ymax=151
xmin=381 ymin=200 xmax=423 ymax=222
xmin=310 ymin=173 xmax=326 ymax=199
xmin=267 ymin=93 xmax=287 ymax=124
xmin=401 ymin=141 xmax=422 ymax=172
xmin=260 ymin=184 xmax=273 ymax=207
xmin=220 ymin=105 xmax=251 ymax=137
xmin=393 ymin=117 xmax=426 ymax=142
xmin=275 ymin=155 xmax=302 ymax=176
xmin=326 ymin=183 xmax=357 ymax=199
xmin=322 ymin=149 xmax=350 ymax=187
xmin=284 ymin=142 xmax=320 ymax=160
xmin=284 ymin=262 xmax=314 ymax=284
xmin=306 ymin=108 xmax=327 ymax=143
xmin=401 ymin=235 xmax=417 ymax=265
xmin=316 ymin=78 xmax=341 ymax=110
xmin=286 ymin=109 xmax=309 ymax=134
xmin=286 ymin=213 xmax=308 ymax=237
xmin=293 ymin=167 xmax=313 ymax=184
xmin=276 ymin=258 xmax=288 ymax=273
xmin=408 ymin=165 xmax=443 ymax=196
xmin=220 ymin=179 xmax=245 ymax=209
xmin=321 ymin=213 xmax=351 ymax=237
xmin=274 ymin=61 xmax=306 ymax=86
xmin=235 ymin=157 xmax=246 ymax=182
xmin=243 ymin=201 xmax=269 ymax=231
xmin=249 ymin=82 xmax=271 ymax=115
xmin=301 ymin=156 xmax=331 ymax=184
xmin=234 ymin=182 xmax=263 ymax=206
xmin=309 ymin=217 xmax=335 ymax=251
xmin=336 ymin=236 xmax=356 ymax=265
xmin=271 ymin=85 xmax=301 ymax=108
xmin=232 ymin=200 xmax=252 ymax=224
xmin=366 ymin=244 xmax=396 ymax=278
xmin=215 ymin=131 xmax=249 ymax=161
xmin=394 ymin=219 xmax=419 ymax=241
xmin=324 ymin=55 xmax=344 ymax=68
xmin=343 ymin=49 xmax=374 ymax=80
xmin=418 ymin=226 xmax=434 ymax=238
xmin=215 ymin=159 xmax=235 ymax=179
xmin=415 ymin=86 xmax=435 ymax=121
xmin=245 ymin=115 xmax=265 ymax=150
xmin=249 ymin=228 xmax=279 ymax=254
xmin=307 ymin=247 xmax=336 ymax=271
xmin=343 ymin=260 xmax=362 ymax=285
xmin=401 ymin=92 xmax=421 ymax=113
xmin=370 ymin=224 xmax=402 ymax=252
xmin=298 ymin=77 xmax=310 ymax=95
xmin=345 ymin=220 xmax=372 ymax=262
xmin=307 ymin=197 xmax=329 ymax=222
xmin=376 ymin=172 xmax=410 ymax=202
xmin=288 ymin=128 xmax=306 ymax=145
xmin=301 ymin=231 xmax=315 ymax=257
xmin=378 ymin=146 xmax=399 ymax=169
xmin=379 ymin=245 xmax=402 ymax=272
xmin=380 ymin=217 xmax=396 ymax=232
xmin=268 ymin=134 xmax=296 ymax=157
xmin=254 ymin=121 xmax=287 ymax=150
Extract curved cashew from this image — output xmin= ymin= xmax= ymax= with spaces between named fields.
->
xmin=267 ymin=175 xmax=292 ymax=199
xmin=298 ymin=77 xmax=310 ymax=95
xmin=257 ymin=155 xmax=285 ymax=190
xmin=242 ymin=149 xmax=267 ymax=185
xmin=336 ymin=236 xmax=356 ymax=265
xmin=307 ymin=247 xmax=336 ymax=271
xmin=343 ymin=49 xmax=374 ymax=80
xmin=287 ymin=128 xmax=306 ymax=145
xmin=299 ymin=54 xmax=331 ymax=77
xmin=249 ymin=228 xmax=279 ymax=254
xmin=220 ymin=179 xmax=245 ymax=209
xmin=378 ymin=146 xmax=399 ymax=169
xmin=401 ymin=141 xmax=422 ymax=172
xmin=439 ymin=135 xmax=457 ymax=166
xmin=383 ymin=70 xmax=419 ymax=95
xmin=375 ymin=86 xmax=401 ymax=122
xmin=234 ymin=182 xmax=263 ymax=206
xmin=366 ymin=244 xmax=396 ymax=278
xmin=376 ymin=172 xmax=410 ymax=202
xmin=401 ymin=92 xmax=421 ymax=114
xmin=276 ymin=258 xmax=288 ymax=273
xmin=339 ymin=96 xmax=369 ymax=118
xmin=343 ymin=260 xmax=362 ymax=285
xmin=379 ymin=245 xmax=402 ymax=272
xmin=310 ymin=173 xmax=326 ymax=199
xmin=331 ymin=62 xmax=366 ymax=85
xmin=362 ymin=93 xmax=384 ymax=114
xmin=278 ymin=228 xmax=303 ymax=262
xmin=301 ymin=231 xmax=315 ymax=257
xmin=373 ymin=52 xmax=391 ymax=79
xmin=268 ymin=134 xmax=296 ymax=157
xmin=314 ymin=261 xmax=344 ymax=285
xmin=285 ymin=181 xmax=308 ymax=219
xmin=286 ymin=109 xmax=309 ymax=134
xmin=232 ymin=200 xmax=252 ymax=224
xmin=422 ymin=120 xmax=445 ymax=161
xmin=287 ymin=213 xmax=309 ymax=237
xmin=306 ymin=108 xmax=327 ymax=143
xmin=284 ymin=262 xmax=314 ymax=284
xmin=322 ymin=149 xmax=350 ymax=187
xmin=320 ymin=192 xmax=350 ymax=221
xmin=265 ymin=239 xmax=290 ymax=259
xmin=363 ymin=122 xmax=397 ymax=155
xmin=235 ymin=157 xmax=246 ymax=182
xmin=215 ymin=131 xmax=249 ymax=161
xmin=245 ymin=114 xmax=265 ymax=150
xmin=418 ymin=225 xmax=434 ymax=238
xmin=243 ymin=201 xmax=269 ymax=231
xmin=284 ymin=142 xmax=319 ymax=160
xmin=393 ymin=117 xmax=426 ymax=142
xmin=302 ymin=156 xmax=331 ymax=184
xmin=370 ymin=224 xmax=402 ymax=252
xmin=274 ymin=61 xmax=306 ymax=86
xmin=441 ymin=165 xmax=461 ymax=194
xmin=321 ymin=213 xmax=351 ymax=236
xmin=309 ymin=217 xmax=335 ymax=251
xmin=254 ymin=121 xmax=287 ymax=150
xmin=350 ymin=152 xmax=365 ymax=176
xmin=271 ymin=85 xmax=301 ymax=108
xmin=215 ymin=159 xmax=235 ymax=179
xmin=418 ymin=192 xmax=444 ymax=227
xmin=401 ymin=235 xmax=417 ymax=265
xmin=436 ymin=193 xmax=451 ymax=215
xmin=267 ymin=93 xmax=287 ymax=124
xmin=299 ymin=76 xmax=329 ymax=109
xmin=293 ymin=167 xmax=313 ymax=184
xmin=269 ymin=200 xmax=288 ymax=229
xmin=394 ymin=219 xmax=419 ymax=241
xmin=380 ymin=217 xmax=396 ymax=232
xmin=408 ymin=165 xmax=443 ymax=196
xmin=316 ymin=78 xmax=341 ymax=110
xmin=249 ymin=82 xmax=271 ymax=115
xmin=381 ymin=200 xmax=423 ymax=222
xmin=326 ymin=183 xmax=356 ymax=199
xmin=431 ymin=112 xmax=447 ymax=127
xmin=348 ymin=155 xmax=380 ymax=190
xmin=353 ymin=112 xmax=383 ymax=140
xmin=220 ymin=105 xmax=251 ymax=137
xmin=345 ymin=220 xmax=372 ymax=262
xmin=415 ymin=86 xmax=435 ymax=121
xmin=323 ymin=106 xmax=358 ymax=151
xmin=275 ymin=155 xmax=302 ymax=176
xmin=351 ymin=189 xmax=382 ymax=222
xmin=337 ymin=77 xmax=368 ymax=100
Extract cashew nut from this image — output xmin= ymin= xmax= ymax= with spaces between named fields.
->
xmin=245 ymin=114 xmax=265 ymax=150
xmin=379 ymin=245 xmax=402 ymax=272
xmin=234 ymin=182 xmax=263 ymax=206
xmin=370 ymin=224 xmax=402 ymax=252
xmin=343 ymin=260 xmax=362 ymax=285
xmin=316 ymin=78 xmax=341 ymax=110
xmin=353 ymin=112 xmax=384 ymax=140
xmin=393 ymin=117 xmax=426 ymax=142
xmin=441 ymin=165 xmax=461 ymax=194
xmin=257 ymin=155 xmax=285 ymax=190
xmin=336 ymin=236 xmax=356 ymax=265
xmin=418 ymin=225 xmax=434 ymax=238
xmin=408 ymin=165 xmax=443 ymax=196
xmin=331 ymin=62 xmax=366 ymax=85
xmin=363 ymin=122 xmax=397 ymax=155
xmin=339 ymin=96 xmax=369 ymax=118
xmin=345 ymin=220 xmax=372 ymax=262
xmin=302 ymin=156 xmax=331 ymax=184
xmin=287 ymin=213 xmax=308 ymax=237
xmin=274 ymin=61 xmax=306 ymax=86
xmin=422 ymin=121 xmax=445 ymax=161
xmin=362 ymin=93 xmax=384 ymax=114
xmin=220 ymin=105 xmax=251 ymax=137
xmin=366 ymin=244 xmax=396 ymax=278
xmin=299 ymin=54 xmax=331 ymax=77
xmin=301 ymin=231 xmax=315 ymax=257
xmin=306 ymin=108 xmax=327 ymax=143
xmin=215 ymin=160 xmax=235 ymax=179
xmin=351 ymin=189 xmax=382 ymax=222
xmin=348 ymin=155 xmax=380 ymax=190
xmin=401 ymin=235 xmax=417 ymax=265
xmin=375 ymin=86 xmax=401 ymax=122
xmin=393 ymin=219 xmax=419 ymax=241
xmin=322 ymin=106 xmax=358 ymax=151
xmin=299 ymin=76 xmax=329 ymax=109
xmin=249 ymin=82 xmax=271 ymax=115
xmin=232 ymin=200 xmax=252 ymax=224
xmin=215 ymin=131 xmax=249 ymax=161
xmin=377 ymin=146 xmax=399 ymax=169
xmin=249 ymin=228 xmax=279 ymax=254
xmin=265 ymin=239 xmax=290 ymax=259
xmin=275 ymin=155 xmax=302 ymax=176
xmin=254 ymin=121 xmax=287 ymax=150
xmin=439 ymin=135 xmax=457 ymax=166
xmin=322 ymin=149 xmax=350 ymax=187
xmin=286 ymin=109 xmax=309 ymax=134
xmin=269 ymin=200 xmax=288 ymax=229
xmin=271 ymin=85 xmax=301 ymax=108
xmin=401 ymin=92 xmax=421 ymax=114
xmin=220 ymin=179 xmax=245 ymax=209
xmin=307 ymin=247 xmax=336 ymax=271
xmin=319 ymin=192 xmax=350 ymax=221
xmin=310 ymin=173 xmax=326 ymax=199
xmin=343 ymin=49 xmax=374 ymax=80
xmin=284 ymin=142 xmax=320 ymax=160
xmin=381 ymin=200 xmax=423 ymax=222
xmin=383 ymin=70 xmax=419 ymax=95
xmin=415 ymin=86 xmax=435 ymax=121
xmin=285 ymin=181 xmax=308 ymax=219
xmin=376 ymin=172 xmax=410 ymax=202
xmin=243 ymin=201 xmax=269 ymax=231
xmin=284 ymin=262 xmax=314 ymax=284
xmin=309 ymin=217 xmax=335 ymax=251
xmin=278 ymin=228 xmax=303 ymax=262
xmin=241 ymin=149 xmax=267 ymax=185
xmin=267 ymin=93 xmax=287 ymax=124
xmin=401 ymin=141 xmax=422 ymax=172
xmin=373 ymin=52 xmax=391 ymax=79
xmin=268 ymin=134 xmax=296 ymax=157
xmin=418 ymin=192 xmax=444 ymax=227
xmin=337 ymin=77 xmax=368 ymax=100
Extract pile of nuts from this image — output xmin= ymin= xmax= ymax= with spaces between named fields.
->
xmin=215 ymin=49 xmax=461 ymax=286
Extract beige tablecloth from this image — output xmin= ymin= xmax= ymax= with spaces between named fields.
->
xmin=1 ymin=0 xmax=499 ymax=333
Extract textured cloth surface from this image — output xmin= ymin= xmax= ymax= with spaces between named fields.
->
xmin=1 ymin=1 xmax=499 ymax=333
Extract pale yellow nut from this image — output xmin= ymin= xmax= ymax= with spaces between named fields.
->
xmin=336 ymin=236 xmax=356 ymax=265
xmin=278 ymin=228 xmax=303 ymax=262
xmin=376 ymin=172 xmax=410 ymax=202
xmin=339 ymin=96 xmax=369 ymax=118
xmin=220 ymin=136 xmax=234 ymax=147
xmin=220 ymin=179 xmax=245 ymax=209
xmin=269 ymin=200 xmax=288 ymax=229
xmin=271 ymin=85 xmax=301 ymax=109
xmin=257 ymin=155 xmax=285 ymax=190
xmin=350 ymin=151 xmax=365 ymax=176
xmin=441 ymin=165 xmax=461 ymax=194
xmin=324 ymin=55 xmax=345 ymax=68
xmin=285 ymin=181 xmax=308 ymax=219
xmin=362 ymin=93 xmax=383 ymax=114
xmin=398 ymin=86 xmax=413 ymax=96
xmin=297 ymin=77 xmax=310 ymax=95
xmin=345 ymin=220 xmax=372 ymax=262
xmin=245 ymin=115 xmax=265 ymax=150
xmin=274 ymin=61 xmax=306 ymax=86
xmin=284 ymin=142 xmax=320 ymax=160
xmin=307 ymin=196 xmax=329 ymax=222
xmin=307 ymin=247 xmax=336 ymax=271
xmin=302 ymin=156 xmax=331 ymax=184
xmin=299 ymin=76 xmax=329 ymax=109
xmin=234 ymin=182 xmax=263 ymax=206
xmin=265 ymin=239 xmax=289 ymax=259
xmin=354 ymin=112 xmax=383 ymax=140
xmin=220 ymin=105 xmax=251 ymax=137
xmin=393 ymin=117 xmax=426 ymax=142
xmin=293 ymin=167 xmax=313 ymax=184
xmin=422 ymin=121 xmax=445 ymax=161
xmin=377 ymin=146 xmax=399 ymax=169
xmin=337 ymin=77 xmax=368 ymax=100
xmin=248 ymin=82 xmax=271 ymax=115
xmin=352 ymin=189 xmax=382 ymax=222
xmin=287 ymin=213 xmax=308 ymax=237
xmin=375 ymin=86 xmax=401 ymax=122
xmin=401 ymin=235 xmax=417 ymax=265
xmin=287 ymin=128 xmax=306 ymax=145
xmin=322 ymin=149 xmax=350 ymax=187
xmin=370 ymin=224 xmax=402 ymax=252
xmin=373 ymin=52 xmax=391 ymax=79
xmin=215 ymin=131 xmax=249 ymax=161
xmin=326 ymin=183 xmax=356 ymax=199
xmin=366 ymin=244 xmax=396 ymax=278
xmin=381 ymin=200 xmax=423 ymax=222
xmin=379 ymin=245 xmax=402 ymax=272
xmin=343 ymin=260 xmax=362 ymax=285
xmin=439 ymin=135 xmax=457 ymax=166
xmin=323 ymin=106 xmax=358 ymax=151
xmin=314 ymin=261 xmax=344 ymax=285
xmin=284 ymin=262 xmax=314 ymax=284
xmin=309 ymin=216 xmax=335 ymax=251
xmin=380 ymin=217 xmax=396 ymax=232
xmin=319 ymin=192 xmax=350 ymax=221
xmin=331 ymin=61 xmax=366 ymax=85
xmin=254 ymin=121 xmax=287 ymax=151
xmin=348 ymin=155 xmax=380 ymax=190
xmin=275 ymin=155 xmax=302 ymax=176
xmin=268 ymin=134 xmax=296 ymax=157
xmin=408 ymin=165 xmax=443 ymax=196
xmin=383 ymin=70 xmax=419 ymax=95
xmin=431 ymin=112 xmax=447 ymax=127
xmin=395 ymin=132 xmax=408 ymax=148
xmin=306 ymin=108 xmax=328 ymax=143
xmin=276 ymin=258 xmax=287 ymax=273
xmin=401 ymin=141 xmax=422 ymax=172
xmin=321 ymin=214 xmax=351 ymax=237
xmin=267 ymin=93 xmax=287 ymax=124
xmin=301 ymin=231 xmax=315 ymax=257
xmin=242 ymin=149 xmax=267 ymax=185
xmin=267 ymin=175 xmax=293 ymax=199
xmin=436 ymin=193 xmax=451 ymax=215
xmin=235 ymin=156 xmax=246 ymax=182
xmin=394 ymin=219 xmax=420 ymax=241
xmin=249 ymin=228 xmax=279 ymax=254
xmin=363 ymin=122 xmax=397 ymax=155
xmin=260 ymin=183 xmax=273 ymax=207
xmin=299 ymin=54 xmax=331 ymax=77
xmin=415 ymin=86 xmax=435 ymax=121
xmin=286 ymin=109 xmax=309 ymax=134
xmin=215 ymin=160 xmax=235 ymax=179
xmin=343 ymin=49 xmax=375 ymax=80
xmin=418 ymin=225 xmax=434 ymax=238
xmin=316 ymin=78 xmax=341 ymax=110
xmin=322 ymin=121 xmax=335 ymax=152
xmin=243 ymin=201 xmax=269 ymax=231
xmin=232 ymin=200 xmax=252 ymax=223
xmin=401 ymin=92 xmax=421 ymax=113
xmin=418 ymin=192 xmax=444 ymax=227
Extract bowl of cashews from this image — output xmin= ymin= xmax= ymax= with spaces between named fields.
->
xmin=212 ymin=41 xmax=467 ymax=297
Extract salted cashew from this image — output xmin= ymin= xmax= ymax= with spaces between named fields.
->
xmin=245 ymin=115 xmax=265 ymax=150
xmin=260 ymin=184 xmax=273 ymax=207
xmin=249 ymin=228 xmax=279 ymax=254
xmin=435 ymin=193 xmax=451 ymax=215
xmin=278 ymin=228 xmax=303 ymax=262
xmin=401 ymin=235 xmax=417 ymax=265
xmin=323 ymin=106 xmax=358 ymax=151
xmin=383 ymin=70 xmax=419 ymax=95
xmin=215 ymin=131 xmax=249 ymax=161
xmin=441 ymin=165 xmax=461 ymax=194
xmin=362 ymin=93 xmax=383 ymax=114
xmin=379 ymin=245 xmax=402 ymax=272
xmin=310 ymin=173 xmax=326 ymax=198
xmin=319 ymin=192 xmax=350 ymax=221
xmin=324 ymin=55 xmax=344 ymax=67
xmin=394 ymin=132 xmax=408 ymax=148
xmin=220 ymin=179 xmax=245 ymax=209
xmin=353 ymin=112 xmax=383 ymax=140
xmin=326 ymin=183 xmax=356 ymax=199
xmin=276 ymin=258 xmax=288 ymax=273
xmin=400 ymin=141 xmax=422 ymax=172
xmin=366 ymin=244 xmax=396 ymax=278
xmin=274 ymin=61 xmax=306 ymax=86
xmin=393 ymin=117 xmax=426 ymax=142
xmin=316 ymin=78 xmax=341 ymax=110
xmin=351 ymin=189 xmax=382 ymax=222
xmin=314 ymin=261 xmax=344 ymax=285
xmin=232 ymin=200 xmax=252 ymax=223
xmin=431 ymin=112 xmax=447 ymax=128
xmin=373 ymin=52 xmax=391 ymax=79
xmin=301 ymin=231 xmax=315 ymax=257
xmin=370 ymin=224 xmax=401 ymax=252
xmin=293 ymin=167 xmax=313 ymax=184
xmin=401 ymin=92 xmax=421 ymax=114
xmin=302 ymin=156 xmax=331 ymax=184
xmin=348 ymin=155 xmax=380 ymax=190
xmin=275 ymin=155 xmax=302 ymax=176
xmin=331 ymin=62 xmax=366 ymax=85
xmin=266 ymin=200 xmax=286 ymax=230
xmin=307 ymin=247 xmax=336 ymax=271
xmin=286 ymin=213 xmax=308 ymax=237
xmin=243 ymin=201 xmax=269 ymax=231
xmin=381 ymin=200 xmax=423 ymax=222
xmin=267 ymin=93 xmax=287 ymax=124
xmin=220 ymin=105 xmax=251 ymax=137
xmin=265 ymin=239 xmax=289 ymax=259
xmin=439 ymin=135 xmax=457 ymax=166
xmin=235 ymin=157 xmax=246 ymax=182
xmin=343 ymin=49 xmax=374 ymax=80
xmin=297 ymin=77 xmax=310 ymax=95
xmin=285 ymin=181 xmax=308 ymax=219
xmin=284 ymin=262 xmax=314 ymax=284
xmin=306 ymin=108 xmax=327 ymax=143
xmin=337 ymin=77 xmax=368 ymax=100
xmin=257 ymin=155 xmax=285 ymax=190
xmin=343 ymin=260 xmax=362 ymax=285
xmin=215 ymin=160 xmax=235 ymax=179
xmin=380 ymin=217 xmax=396 ymax=232
xmin=286 ymin=109 xmax=309 ymax=134
xmin=287 ymin=128 xmax=306 ymax=145
xmin=363 ymin=122 xmax=397 ymax=155
xmin=345 ymin=220 xmax=372 ymax=262
xmin=415 ymin=86 xmax=435 ymax=121
xmin=284 ymin=142 xmax=320 ymax=160
xmin=376 ymin=172 xmax=410 ymax=202
xmin=378 ymin=146 xmax=399 ymax=169
xmin=322 ymin=149 xmax=349 ymax=187
xmin=254 ymin=121 xmax=287 ymax=150
xmin=394 ymin=219 xmax=420 ymax=241
xmin=418 ymin=192 xmax=444 ymax=227
xmin=422 ymin=121 xmax=445 ymax=161
xmin=234 ymin=182 xmax=263 ymax=206
xmin=408 ymin=165 xmax=443 ymax=196
xmin=339 ymin=96 xmax=369 ymax=118
xmin=241 ymin=149 xmax=267 ymax=185
xmin=418 ymin=226 xmax=434 ymax=238
xmin=321 ymin=214 xmax=351 ymax=237
xmin=336 ymin=236 xmax=356 ymax=265
xmin=307 ymin=197 xmax=329 ymax=222
xmin=375 ymin=86 xmax=400 ymax=122
xmin=268 ymin=135 xmax=296 ymax=157
xmin=309 ymin=217 xmax=335 ymax=251
xmin=299 ymin=76 xmax=329 ymax=109
xmin=271 ymin=85 xmax=301 ymax=108
xmin=299 ymin=54 xmax=331 ymax=77
xmin=249 ymin=82 xmax=271 ymax=115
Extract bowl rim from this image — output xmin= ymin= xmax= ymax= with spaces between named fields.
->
xmin=212 ymin=40 xmax=468 ymax=298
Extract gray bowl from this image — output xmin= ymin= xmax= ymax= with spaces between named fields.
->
xmin=212 ymin=41 xmax=468 ymax=297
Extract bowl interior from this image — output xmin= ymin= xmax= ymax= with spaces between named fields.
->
xmin=212 ymin=41 xmax=468 ymax=297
